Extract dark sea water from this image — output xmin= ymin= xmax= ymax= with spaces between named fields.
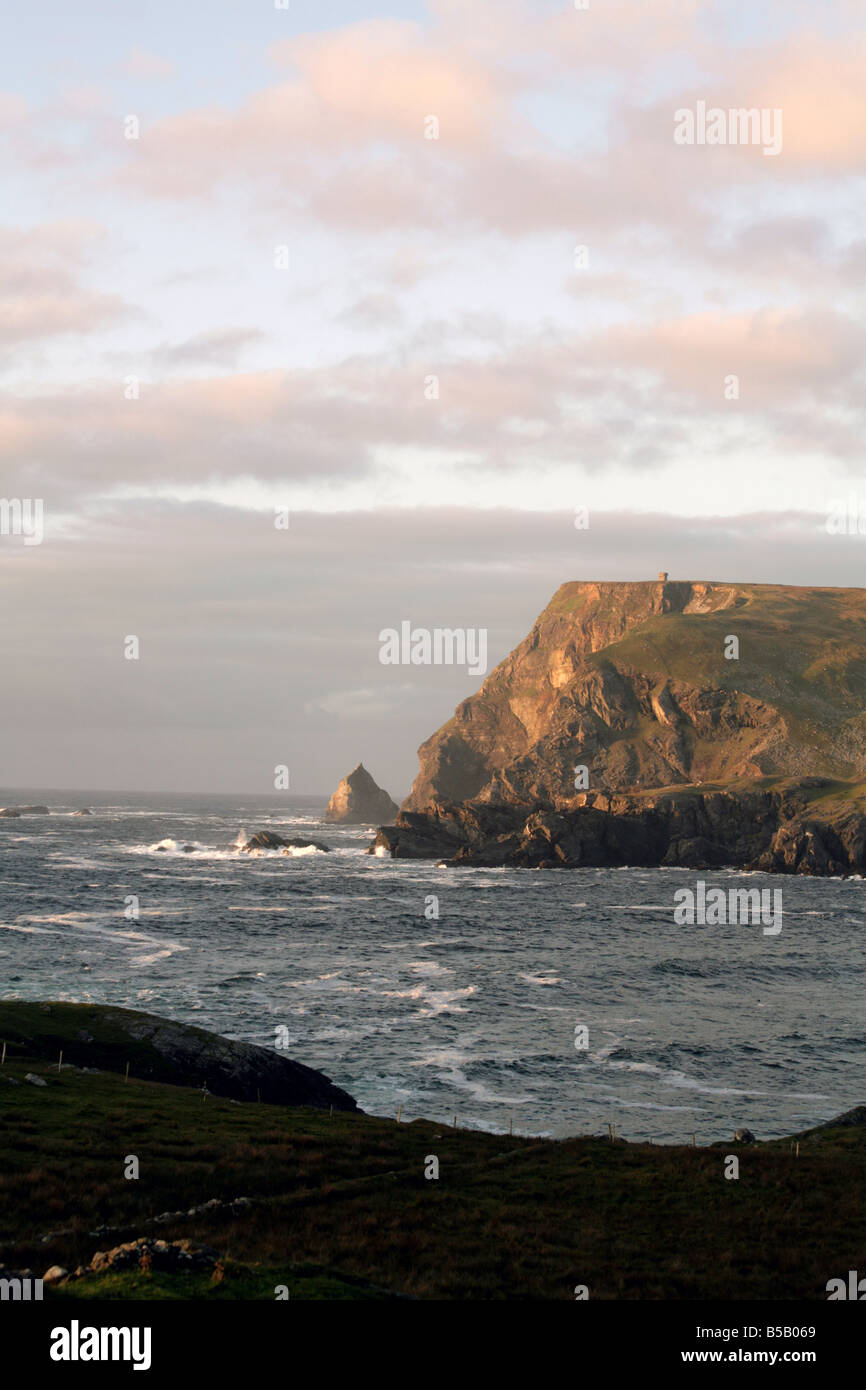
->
xmin=1 ymin=789 xmax=864 ymax=1143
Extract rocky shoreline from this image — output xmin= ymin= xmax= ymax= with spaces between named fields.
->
xmin=369 ymin=777 xmax=866 ymax=874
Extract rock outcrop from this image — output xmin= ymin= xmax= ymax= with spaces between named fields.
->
xmin=0 ymin=1001 xmax=358 ymax=1111
xmin=241 ymin=830 xmax=330 ymax=852
xmin=0 ymin=805 xmax=49 ymax=817
xmin=41 ymin=1239 xmax=223 ymax=1285
xmin=371 ymin=580 xmax=866 ymax=873
xmin=369 ymin=779 xmax=866 ymax=872
xmin=325 ymin=763 xmax=399 ymax=823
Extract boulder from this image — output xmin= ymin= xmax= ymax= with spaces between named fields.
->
xmin=325 ymin=763 xmax=399 ymax=824
xmin=241 ymin=831 xmax=330 ymax=852
xmin=733 ymin=1127 xmax=756 ymax=1143
xmin=89 ymin=1238 xmax=219 ymax=1274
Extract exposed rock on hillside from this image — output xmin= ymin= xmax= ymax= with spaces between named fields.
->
xmin=325 ymin=763 xmax=399 ymax=823
xmin=0 ymin=1001 xmax=358 ymax=1111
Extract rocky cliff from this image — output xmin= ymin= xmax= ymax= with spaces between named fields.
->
xmin=371 ymin=580 xmax=866 ymax=873
xmin=325 ymin=763 xmax=399 ymax=824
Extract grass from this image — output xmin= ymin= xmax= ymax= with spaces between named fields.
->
xmin=49 ymin=1267 xmax=396 ymax=1301
xmin=2 ymin=1048 xmax=866 ymax=1300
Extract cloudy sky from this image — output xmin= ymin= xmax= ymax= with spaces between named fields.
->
xmin=1 ymin=0 xmax=864 ymax=796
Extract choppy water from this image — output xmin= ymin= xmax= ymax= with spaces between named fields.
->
xmin=1 ymin=790 xmax=864 ymax=1143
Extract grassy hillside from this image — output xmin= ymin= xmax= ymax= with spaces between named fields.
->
xmin=1 ymin=1005 xmax=865 ymax=1300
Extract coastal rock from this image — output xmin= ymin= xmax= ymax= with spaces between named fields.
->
xmin=733 ymin=1128 xmax=756 ymax=1143
xmin=241 ymin=830 xmax=331 ymax=852
xmin=0 ymin=1001 xmax=359 ymax=1112
xmin=325 ymin=763 xmax=399 ymax=824
xmin=0 ymin=805 xmax=49 ymax=816
xmin=369 ymin=782 xmax=866 ymax=873
xmin=72 ymin=809 xmax=91 ymax=816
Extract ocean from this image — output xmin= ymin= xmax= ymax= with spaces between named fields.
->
xmin=1 ymin=789 xmax=863 ymax=1143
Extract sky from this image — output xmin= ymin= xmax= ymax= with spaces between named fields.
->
xmin=1 ymin=0 xmax=864 ymax=797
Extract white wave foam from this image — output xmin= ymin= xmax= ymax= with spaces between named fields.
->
xmin=595 ymin=1096 xmax=703 ymax=1112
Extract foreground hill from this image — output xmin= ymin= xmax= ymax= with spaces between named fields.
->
xmin=1 ymin=1005 xmax=864 ymax=1300
xmin=0 ymin=1001 xmax=357 ymax=1111
xmin=373 ymin=580 xmax=866 ymax=870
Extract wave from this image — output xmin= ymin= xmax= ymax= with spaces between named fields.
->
xmin=135 ymin=832 xmax=329 ymax=859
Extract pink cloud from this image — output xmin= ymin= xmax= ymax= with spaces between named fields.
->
xmin=751 ymin=35 xmax=866 ymax=167
xmin=592 ymin=309 xmax=865 ymax=405
xmin=0 ymin=223 xmax=133 ymax=351
xmin=114 ymin=19 xmax=511 ymax=200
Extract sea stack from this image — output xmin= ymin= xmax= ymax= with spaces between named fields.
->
xmin=325 ymin=763 xmax=399 ymax=824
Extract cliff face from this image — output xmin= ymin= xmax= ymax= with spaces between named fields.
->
xmin=325 ymin=763 xmax=399 ymax=824
xmin=377 ymin=580 xmax=866 ymax=873
xmin=402 ymin=581 xmax=866 ymax=811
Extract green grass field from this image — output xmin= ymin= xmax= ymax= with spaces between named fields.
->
xmin=2 ymin=1032 xmax=865 ymax=1300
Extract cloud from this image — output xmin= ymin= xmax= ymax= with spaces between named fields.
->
xmin=110 ymin=18 xmax=510 ymax=201
xmin=0 ymin=369 xmax=377 ymax=505
xmin=750 ymin=35 xmax=866 ymax=168
xmin=0 ymin=223 xmax=133 ymax=353
xmin=150 ymin=327 xmax=265 ymax=369
xmin=589 ymin=308 xmax=866 ymax=406
xmin=337 ymin=292 xmax=404 ymax=331
xmin=305 ymin=685 xmax=417 ymax=720
xmin=1 ymin=300 xmax=863 ymax=512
